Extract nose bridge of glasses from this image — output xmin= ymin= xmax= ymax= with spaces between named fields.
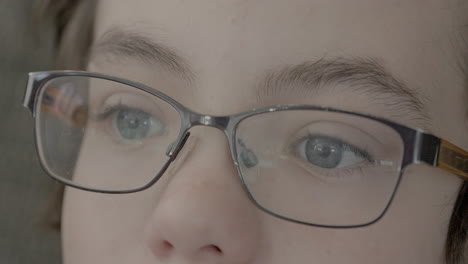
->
xmin=188 ymin=112 xmax=230 ymax=131
xmin=165 ymin=113 xmax=231 ymax=158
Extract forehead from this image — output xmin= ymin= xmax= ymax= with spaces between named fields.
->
xmin=95 ymin=0 xmax=459 ymax=72
xmin=93 ymin=0 xmax=466 ymax=143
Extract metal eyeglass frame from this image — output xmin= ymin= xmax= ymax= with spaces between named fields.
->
xmin=23 ymin=71 xmax=468 ymax=228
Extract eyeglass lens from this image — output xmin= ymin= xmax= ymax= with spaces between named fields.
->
xmin=35 ymin=76 xmax=404 ymax=226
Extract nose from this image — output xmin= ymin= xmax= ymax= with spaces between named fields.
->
xmin=145 ymin=128 xmax=264 ymax=263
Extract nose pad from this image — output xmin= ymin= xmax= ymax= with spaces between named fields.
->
xmin=166 ymin=132 xmax=191 ymax=161
xmin=238 ymin=138 xmax=258 ymax=168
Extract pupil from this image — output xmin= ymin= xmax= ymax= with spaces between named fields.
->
xmin=315 ymin=143 xmax=333 ymax=158
xmin=127 ymin=118 xmax=139 ymax=129
xmin=116 ymin=110 xmax=150 ymax=140
xmin=305 ymin=137 xmax=343 ymax=169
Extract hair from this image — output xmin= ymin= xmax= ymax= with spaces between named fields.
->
xmin=36 ymin=0 xmax=467 ymax=263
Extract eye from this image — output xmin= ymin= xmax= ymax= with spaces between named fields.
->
xmin=296 ymin=135 xmax=370 ymax=169
xmin=112 ymin=108 xmax=165 ymax=141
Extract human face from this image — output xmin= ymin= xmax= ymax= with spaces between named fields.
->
xmin=61 ymin=0 xmax=467 ymax=263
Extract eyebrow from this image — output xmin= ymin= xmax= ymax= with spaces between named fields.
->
xmin=91 ymin=28 xmax=193 ymax=82
xmin=91 ymin=29 xmax=429 ymax=127
xmin=257 ymin=58 xmax=429 ymax=127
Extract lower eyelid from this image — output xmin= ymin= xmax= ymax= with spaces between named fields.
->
xmin=288 ymin=154 xmax=370 ymax=182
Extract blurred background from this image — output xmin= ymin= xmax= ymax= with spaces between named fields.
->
xmin=0 ymin=0 xmax=62 ymax=263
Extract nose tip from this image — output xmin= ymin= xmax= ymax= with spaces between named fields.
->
xmin=145 ymin=185 xmax=262 ymax=262
xmin=147 ymin=214 xmax=227 ymax=259
xmin=146 ymin=199 xmax=261 ymax=263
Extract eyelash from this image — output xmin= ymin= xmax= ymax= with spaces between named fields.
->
xmin=94 ymin=101 xmax=131 ymax=121
xmin=288 ymin=134 xmax=375 ymax=181
xmin=291 ymin=133 xmax=373 ymax=160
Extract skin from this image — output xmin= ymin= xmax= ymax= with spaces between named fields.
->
xmin=61 ymin=0 xmax=468 ymax=263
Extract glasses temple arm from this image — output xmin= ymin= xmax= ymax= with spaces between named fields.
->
xmin=436 ymin=139 xmax=468 ymax=180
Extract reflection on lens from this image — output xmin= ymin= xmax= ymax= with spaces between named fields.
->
xmin=36 ymin=76 xmax=181 ymax=191
xmin=236 ymin=110 xmax=403 ymax=226
xmin=40 ymin=82 xmax=88 ymax=128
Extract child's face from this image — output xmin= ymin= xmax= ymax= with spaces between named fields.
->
xmin=62 ymin=0 xmax=467 ymax=263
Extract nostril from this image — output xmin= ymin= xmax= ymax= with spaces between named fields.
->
xmin=148 ymin=240 xmax=174 ymax=259
xmin=162 ymin=240 xmax=174 ymax=250
xmin=200 ymin=244 xmax=223 ymax=255
xmin=213 ymin=245 xmax=223 ymax=254
xmin=211 ymin=245 xmax=222 ymax=253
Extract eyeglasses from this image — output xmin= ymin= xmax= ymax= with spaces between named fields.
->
xmin=23 ymin=71 xmax=467 ymax=228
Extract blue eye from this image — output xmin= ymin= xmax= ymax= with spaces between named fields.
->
xmin=113 ymin=108 xmax=165 ymax=141
xmin=297 ymin=135 xmax=370 ymax=169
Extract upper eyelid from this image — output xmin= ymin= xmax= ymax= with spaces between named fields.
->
xmin=93 ymin=103 xmax=163 ymax=124
xmin=94 ymin=103 xmax=133 ymax=121
xmin=93 ymin=90 xmax=166 ymax=118
xmin=296 ymin=134 xmax=372 ymax=161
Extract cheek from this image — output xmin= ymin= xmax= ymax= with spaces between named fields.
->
xmin=380 ymin=164 xmax=462 ymax=250
xmin=69 ymin=118 xmax=173 ymax=191
xmin=60 ymin=118 xmax=171 ymax=247
xmin=62 ymin=187 xmax=162 ymax=263
xmin=61 ymin=153 xmax=169 ymax=263
xmin=261 ymin=164 xmax=461 ymax=264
